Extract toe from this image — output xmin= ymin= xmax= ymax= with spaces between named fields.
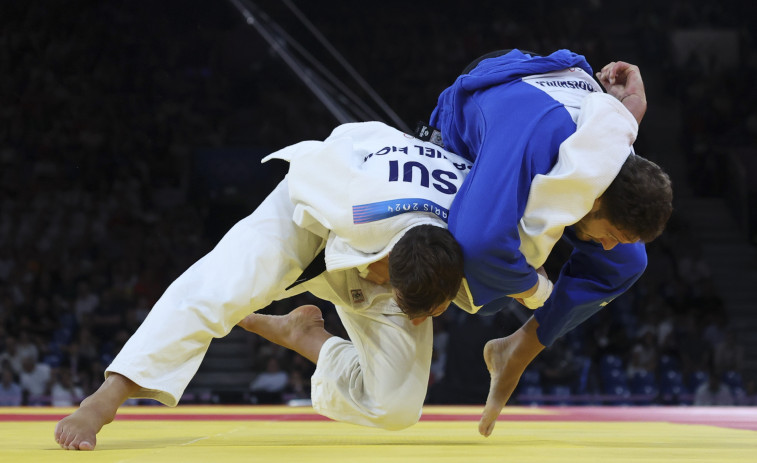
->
xmin=58 ymin=431 xmax=71 ymax=448
xmin=478 ymin=418 xmax=495 ymax=437
xmin=79 ymin=440 xmax=95 ymax=451
xmin=479 ymin=404 xmax=500 ymax=436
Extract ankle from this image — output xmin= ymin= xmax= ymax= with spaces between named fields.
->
xmin=508 ymin=330 xmax=544 ymax=362
xmin=77 ymin=396 xmax=119 ymax=426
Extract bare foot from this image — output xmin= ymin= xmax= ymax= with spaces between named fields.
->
xmin=238 ymin=305 xmax=333 ymax=363
xmin=54 ymin=373 xmax=139 ymax=450
xmin=54 ymin=402 xmax=109 ymax=450
xmin=479 ymin=337 xmax=521 ymax=437
xmin=479 ymin=318 xmax=544 ymax=437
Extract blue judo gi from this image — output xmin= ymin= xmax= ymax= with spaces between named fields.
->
xmin=431 ymin=49 xmax=647 ymax=346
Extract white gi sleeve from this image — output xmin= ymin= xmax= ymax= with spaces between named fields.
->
xmin=517 ymin=92 xmax=639 ymax=269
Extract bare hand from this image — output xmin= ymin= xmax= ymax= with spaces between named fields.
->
xmin=596 ymin=61 xmax=647 ymax=125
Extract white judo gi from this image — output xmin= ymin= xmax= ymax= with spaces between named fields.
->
xmin=106 ymin=92 xmax=633 ymax=430
xmin=106 ymin=121 xmax=474 ymax=430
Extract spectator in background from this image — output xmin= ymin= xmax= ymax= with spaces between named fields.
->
xmin=738 ymin=378 xmax=756 ymax=406
xmin=713 ymin=330 xmax=745 ymax=374
xmin=16 ymin=330 xmax=40 ymax=365
xmin=50 ymin=368 xmax=84 ymax=407
xmin=30 ymin=296 xmax=56 ymax=340
xmin=91 ymin=289 xmax=126 ymax=342
xmin=73 ymin=281 xmax=99 ymax=326
xmin=0 ymin=336 xmax=24 ymax=375
xmin=539 ymin=338 xmax=581 ymax=392
xmin=249 ymin=357 xmax=289 ymax=404
xmin=694 ymin=369 xmax=734 ymax=406
xmin=627 ymin=331 xmax=658 ymax=377
xmin=19 ymin=355 xmax=52 ymax=405
xmin=0 ymin=364 xmax=23 ymax=406
xmin=675 ymin=313 xmax=712 ymax=378
xmin=655 ymin=303 xmax=676 ymax=348
xmin=284 ymin=369 xmax=308 ymax=403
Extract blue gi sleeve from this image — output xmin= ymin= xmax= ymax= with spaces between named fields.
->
xmin=533 ymin=227 xmax=647 ymax=347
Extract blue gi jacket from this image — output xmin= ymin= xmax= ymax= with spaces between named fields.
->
xmin=430 ymin=49 xmax=646 ymax=346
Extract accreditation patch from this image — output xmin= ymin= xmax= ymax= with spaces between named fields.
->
xmin=350 ymin=289 xmax=365 ymax=304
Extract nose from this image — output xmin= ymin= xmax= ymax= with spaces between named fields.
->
xmin=599 ymin=238 xmax=618 ymax=250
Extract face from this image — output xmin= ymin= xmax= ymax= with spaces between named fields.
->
xmin=573 ymin=215 xmax=637 ymax=250
xmin=572 ymin=198 xmax=638 ymax=250
xmin=410 ymin=300 xmax=452 ymax=326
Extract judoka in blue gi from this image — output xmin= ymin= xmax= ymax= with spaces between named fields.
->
xmin=428 ymin=49 xmax=672 ymax=436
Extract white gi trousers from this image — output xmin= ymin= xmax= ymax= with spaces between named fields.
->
xmin=106 ymin=179 xmax=433 ymax=430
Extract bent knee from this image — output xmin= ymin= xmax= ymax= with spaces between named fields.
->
xmin=372 ymin=398 xmax=423 ymax=431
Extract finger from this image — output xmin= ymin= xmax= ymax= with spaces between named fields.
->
xmin=608 ymin=65 xmax=619 ymax=84
xmin=611 ymin=61 xmax=638 ymax=82
xmin=597 ymin=68 xmax=614 ymax=85
xmin=610 ymin=61 xmax=635 ymax=83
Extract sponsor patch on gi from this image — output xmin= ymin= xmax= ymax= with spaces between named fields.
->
xmin=350 ymin=289 xmax=365 ymax=304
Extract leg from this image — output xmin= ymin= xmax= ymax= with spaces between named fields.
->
xmin=479 ymin=316 xmax=545 ymax=437
xmin=310 ymin=299 xmax=433 ymax=431
xmin=240 ymin=299 xmax=432 ymax=430
xmin=54 ymin=373 xmax=139 ymax=450
xmin=54 ymin=180 xmax=321 ymax=449
xmin=238 ymin=304 xmax=333 ymax=363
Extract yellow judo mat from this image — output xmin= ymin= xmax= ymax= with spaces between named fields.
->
xmin=2 ymin=405 xmax=755 ymax=462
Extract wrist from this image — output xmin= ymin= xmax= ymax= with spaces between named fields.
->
xmin=620 ymin=94 xmax=646 ymax=125
xmin=521 ymin=273 xmax=553 ymax=309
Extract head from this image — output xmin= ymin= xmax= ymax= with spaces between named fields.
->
xmin=574 ymin=154 xmax=673 ymax=250
xmin=389 ymin=225 xmax=464 ymax=324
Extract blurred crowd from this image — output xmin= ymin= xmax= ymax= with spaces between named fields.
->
xmin=1 ymin=0 xmax=755 ymax=407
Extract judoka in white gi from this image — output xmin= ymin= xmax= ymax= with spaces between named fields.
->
xmin=54 ymin=121 xmax=474 ymax=450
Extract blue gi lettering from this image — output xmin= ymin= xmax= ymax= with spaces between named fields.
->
xmin=432 ymin=170 xmax=458 ymax=194
xmin=402 ymin=161 xmax=430 ymax=188
xmin=389 ymin=159 xmax=399 ymax=181
xmin=389 ymin=160 xmax=459 ymax=194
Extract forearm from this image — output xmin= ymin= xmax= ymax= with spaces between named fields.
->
xmin=596 ymin=61 xmax=647 ymax=125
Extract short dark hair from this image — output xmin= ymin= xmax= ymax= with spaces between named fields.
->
xmin=389 ymin=225 xmax=464 ymax=319
xmin=599 ymin=154 xmax=673 ymax=242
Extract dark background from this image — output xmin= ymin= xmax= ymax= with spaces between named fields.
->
xmin=1 ymin=0 xmax=755 ymax=407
